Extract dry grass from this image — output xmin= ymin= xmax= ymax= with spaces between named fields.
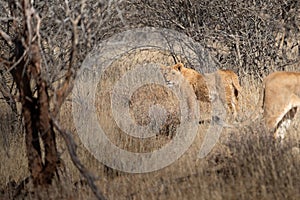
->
xmin=1 ymin=50 xmax=300 ymax=200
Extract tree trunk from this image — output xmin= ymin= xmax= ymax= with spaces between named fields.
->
xmin=11 ymin=39 xmax=59 ymax=186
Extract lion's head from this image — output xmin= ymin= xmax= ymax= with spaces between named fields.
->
xmin=161 ymin=63 xmax=210 ymax=103
xmin=160 ymin=63 xmax=186 ymax=88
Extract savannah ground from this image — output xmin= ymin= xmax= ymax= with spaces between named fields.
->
xmin=1 ymin=51 xmax=300 ymax=200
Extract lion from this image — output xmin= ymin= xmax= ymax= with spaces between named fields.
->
xmin=262 ymin=71 xmax=300 ymax=139
xmin=161 ymin=63 xmax=242 ymax=119
xmin=157 ymin=65 xmax=199 ymax=121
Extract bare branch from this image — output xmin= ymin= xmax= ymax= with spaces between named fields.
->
xmin=52 ymin=0 xmax=85 ymax=117
xmin=52 ymin=119 xmax=106 ymax=200
xmin=0 ymin=78 xmax=18 ymax=114
xmin=0 ymin=29 xmax=13 ymax=47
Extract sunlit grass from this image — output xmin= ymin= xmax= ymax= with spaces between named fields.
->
xmin=1 ymin=52 xmax=300 ymax=199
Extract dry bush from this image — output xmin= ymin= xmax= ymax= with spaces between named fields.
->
xmin=126 ymin=0 xmax=300 ymax=77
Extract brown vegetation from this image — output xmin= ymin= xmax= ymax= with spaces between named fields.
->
xmin=1 ymin=0 xmax=300 ymax=199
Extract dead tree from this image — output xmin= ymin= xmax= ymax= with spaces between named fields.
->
xmin=2 ymin=0 xmax=63 ymax=186
xmin=0 ymin=0 xmax=105 ymax=199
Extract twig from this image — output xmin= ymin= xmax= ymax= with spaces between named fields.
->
xmin=13 ymin=176 xmax=30 ymax=199
xmin=0 ymin=28 xmax=13 ymax=47
xmin=52 ymin=0 xmax=84 ymax=117
xmin=52 ymin=119 xmax=106 ymax=200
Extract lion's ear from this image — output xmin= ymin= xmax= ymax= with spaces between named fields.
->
xmin=173 ymin=63 xmax=184 ymax=72
xmin=159 ymin=64 xmax=166 ymax=71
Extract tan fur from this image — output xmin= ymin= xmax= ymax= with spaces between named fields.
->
xmin=262 ymin=71 xmax=300 ymax=139
xmin=159 ymin=65 xmax=199 ymax=120
xmin=217 ymin=69 xmax=242 ymax=119
xmin=174 ymin=63 xmax=211 ymax=103
xmin=162 ymin=63 xmax=242 ymax=118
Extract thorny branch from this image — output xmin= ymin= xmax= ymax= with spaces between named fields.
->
xmin=52 ymin=119 xmax=106 ymax=200
xmin=52 ymin=0 xmax=85 ymax=117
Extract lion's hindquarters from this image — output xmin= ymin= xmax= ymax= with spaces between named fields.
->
xmin=217 ymin=70 xmax=242 ymax=119
xmin=263 ymin=72 xmax=300 ymax=139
